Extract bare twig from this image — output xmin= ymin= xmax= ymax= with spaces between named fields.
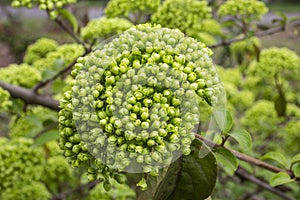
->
xmin=195 ymin=134 xmax=294 ymax=177
xmin=0 ymin=81 xmax=59 ymax=111
xmin=236 ymin=167 xmax=295 ymax=200
xmin=51 ymin=180 xmax=99 ymax=200
xmin=208 ymin=20 xmax=300 ymax=48
xmin=33 ymin=122 xmax=58 ymax=139
xmin=53 ymin=17 xmax=87 ymax=50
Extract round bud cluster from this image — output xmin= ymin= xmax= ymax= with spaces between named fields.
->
xmin=249 ymin=47 xmax=300 ymax=79
xmin=104 ymin=0 xmax=160 ymax=19
xmin=24 ymin=37 xmax=58 ymax=65
xmin=11 ymin=0 xmax=76 ymax=19
xmin=32 ymin=43 xmax=85 ymax=72
xmin=87 ymin=179 xmax=135 ymax=200
xmin=218 ymin=0 xmax=268 ymax=23
xmin=282 ymin=120 xmax=300 ymax=155
xmin=230 ymin=37 xmax=261 ymax=65
xmin=1 ymin=181 xmax=50 ymax=200
xmin=0 ymin=137 xmax=44 ymax=191
xmin=81 ymin=17 xmax=133 ymax=42
xmin=0 ymin=63 xmax=41 ymax=88
xmin=59 ymin=24 xmax=223 ymax=188
xmin=0 ymin=87 xmax=12 ymax=112
xmin=9 ymin=106 xmax=57 ymax=138
xmin=241 ymin=100 xmax=282 ymax=135
xmin=151 ymin=0 xmax=212 ymax=35
xmin=42 ymin=155 xmax=74 ymax=192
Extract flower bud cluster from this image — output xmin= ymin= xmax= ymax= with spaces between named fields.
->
xmin=0 ymin=138 xmax=44 ymax=191
xmin=0 ymin=63 xmax=41 ymax=88
xmin=11 ymin=0 xmax=76 ymax=19
xmin=59 ymin=24 xmax=223 ymax=189
xmin=81 ymin=17 xmax=133 ymax=42
xmin=1 ymin=181 xmax=50 ymax=200
xmin=0 ymin=88 xmax=12 ymax=112
xmin=9 ymin=106 xmax=57 ymax=138
xmin=151 ymin=0 xmax=212 ymax=35
xmin=24 ymin=38 xmax=58 ymax=65
xmin=249 ymin=47 xmax=300 ymax=78
xmin=218 ymin=0 xmax=268 ymax=22
xmin=105 ymin=0 xmax=160 ymax=19
xmin=32 ymin=43 xmax=85 ymax=72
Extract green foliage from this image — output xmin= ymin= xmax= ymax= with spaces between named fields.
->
xmin=104 ymin=0 xmax=160 ymax=21
xmin=0 ymin=87 xmax=12 ymax=112
xmin=24 ymin=38 xmax=59 ymax=65
xmin=87 ymin=179 xmax=135 ymax=200
xmin=81 ymin=17 xmax=133 ymax=42
xmin=0 ymin=63 xmax=41 ymax=88
xmin=218 ymin=0 xmax=268 ymax=23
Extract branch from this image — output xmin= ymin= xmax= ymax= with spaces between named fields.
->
xmin=208 ymin=20 xmax=300 ymax=48
xmin=51 ymin=180 xmax=99 ymax=200
xmin=32 ymin=51 xmax=89 ymax=93
xmin=195 ymin=134 xmax=294 ymax=177
xmin=0 ymin=81 xmax=60 ymax=111
xmin=53 ymin=17 xmax=88 ymax=50
xmin=235 ymin=167 xmax=295 ymax=200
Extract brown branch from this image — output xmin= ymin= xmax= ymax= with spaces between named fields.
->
xmin=235 ymin=167 xmax=295 ymax=200
xmin=53 ymin=17 xmax=87 ymax=49
xmin=32 ymin=51 xmax=89 ymax=93
xmin=51 ymin=180 xmax=99 ymax=200
xmin=208 ymin=20 xmax=300 ymax=48
xmin=195 ymin=134 xmax=294 ymax=177
xmin=0 ymin=81 xmax=60 ymax=111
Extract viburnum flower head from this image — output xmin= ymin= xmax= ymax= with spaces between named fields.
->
xmin=58 ymin=24 xmax=225 ymax=176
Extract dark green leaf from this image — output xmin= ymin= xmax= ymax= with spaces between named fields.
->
xmin=153 ymin=140 xmax=217 ymax=200
xmin=33 ymin=129 xmax=59 ymax=146
xmin=228 ymin=129 xmax=252 ymax=149
xmin=261 ymin=152 xmax=287 ymax=168
xmin=214 ymin=147 xmax=238 ymax=176
xmin=270 ymin=172 xmax=293 ymax=187
xmin=57 ymin=9 xmax=79 ymax=33
xmin=274 ymin=90 xmax=287 ymax=117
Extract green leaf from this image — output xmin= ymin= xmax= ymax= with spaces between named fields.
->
xmin=261 ymin=152 xmax=287 ymax=168
xmin=291 ymin=153 xmax=300 ymax=165
xmin=213 ymin=110 xmax=233 ymax=132
xmin=270 ymin=172 xmax=293 ymax=187
xmin=53 ymin=58 xmax=65 ymax=70
xmin=57 ymin=8 xmax=78 ymax=33
xmin=42 ymin=69 xmax=57 ymax=81
xmin=292 ymin=163 xmax=300 ymax=177
xmin=153 ymin=140 xmax=217 ymax=200
xmin=33 ymin=129 xmax=59 ymax=146
xmin=274 ymin=89 xmax=287 ymax=117
xmin=214 ymin=147 xmax=238 ymax=176
xmin=275 ymin=12 xmax=288 ymax=25
xmin=228 ymin=129 xmax=252 ymax=149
